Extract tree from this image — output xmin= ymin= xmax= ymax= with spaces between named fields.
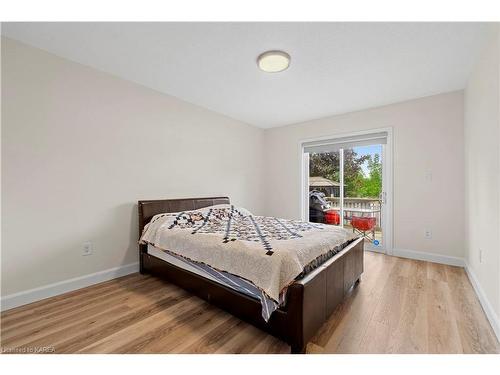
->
xmin=309 ymin=150 xmax=369 ymax=197
xmin=309 ymin=150 xmax=382 ymax=199
xmin=359 ymin=153 xmax=382 ymax=198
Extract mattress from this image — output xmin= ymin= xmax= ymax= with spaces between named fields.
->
xmin=148 ymin=244 xmax=221 ymax=284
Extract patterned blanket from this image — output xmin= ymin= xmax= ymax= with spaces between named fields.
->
xmin=140 ymin=204 xmax=357 ymax=303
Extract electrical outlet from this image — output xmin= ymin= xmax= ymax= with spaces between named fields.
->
xmin=82 ymin=241 xmax=93 ymax=256
xmin=479 ymin=249 xmax=482 ymax=263
xmin=424 ymin=229 xmax=432 ymax=239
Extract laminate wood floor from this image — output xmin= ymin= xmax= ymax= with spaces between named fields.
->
xmin=1 ymin=252 xmax=499 ymax=354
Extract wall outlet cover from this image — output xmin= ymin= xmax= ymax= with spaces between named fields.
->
xmin=82 ymin=241 xmax=93 ymax=256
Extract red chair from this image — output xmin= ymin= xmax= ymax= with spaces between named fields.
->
xmin=351 ymin=216 xmax=376 ymax=241
xmin=324 ymin=210 xmax=340 ymax=225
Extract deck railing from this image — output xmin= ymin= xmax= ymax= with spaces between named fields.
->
xmin=325 ymin=197 xmax=381 ymax=229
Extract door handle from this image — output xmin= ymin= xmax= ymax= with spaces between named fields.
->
xmin=380 ymin=192 xmax=387 ymax=204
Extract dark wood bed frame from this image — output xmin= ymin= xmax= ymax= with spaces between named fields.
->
xmin=138 ymin=196 xmax=364 ymax=353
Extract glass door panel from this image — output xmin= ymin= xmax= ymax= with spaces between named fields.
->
xmin=308 ymin=151 xmax=341 ymax=226
xmin=342 ymin=145 xmax=383 ymax=250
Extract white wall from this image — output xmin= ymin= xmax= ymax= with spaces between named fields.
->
xmin=1 ymin=38 xmax=264 ymax=296
xmin=263 ymin=91 xmax=465 ymax=259
xmin=464 ymin=27 xmax=500 ymax=320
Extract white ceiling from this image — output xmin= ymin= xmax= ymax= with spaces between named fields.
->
xmin=2 ymin=22 xmax=492 ymax=128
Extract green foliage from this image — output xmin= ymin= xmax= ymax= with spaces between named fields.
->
xmin=358 ymin=153 xmax=382 ymax=198
xmin=309 ymin=150 xmax=382 ymax=198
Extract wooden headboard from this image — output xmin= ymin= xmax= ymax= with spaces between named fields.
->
xmin=138 ymin=196 xmax=230 ymax=236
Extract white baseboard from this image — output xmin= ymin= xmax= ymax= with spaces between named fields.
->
xmin=391 ymin=248 xmax=465 ymax=267
xmin=1 ymin=262 xmax=139 ymax=312
xmin=464 ymin=262 xmax=500 ymax=342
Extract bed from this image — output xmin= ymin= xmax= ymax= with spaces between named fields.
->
xmin=138 ymin=196 xmax=364 ymax=353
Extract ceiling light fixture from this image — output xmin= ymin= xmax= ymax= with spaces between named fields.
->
xmin=257 ymin=50 xmax=290 ymax=73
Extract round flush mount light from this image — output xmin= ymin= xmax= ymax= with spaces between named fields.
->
xmin=257 ymin=50 xmax=290 ymax=73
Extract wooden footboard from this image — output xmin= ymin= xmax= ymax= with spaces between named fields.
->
xmin=285 ymin=237 xmax=364 ymax=353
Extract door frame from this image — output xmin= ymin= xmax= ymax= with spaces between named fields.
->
xmin=299 ymin=127 xmax=394 ymax=255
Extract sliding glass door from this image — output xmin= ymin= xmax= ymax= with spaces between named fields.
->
xmin=303 ymin=130 xmax=391 ymax=253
